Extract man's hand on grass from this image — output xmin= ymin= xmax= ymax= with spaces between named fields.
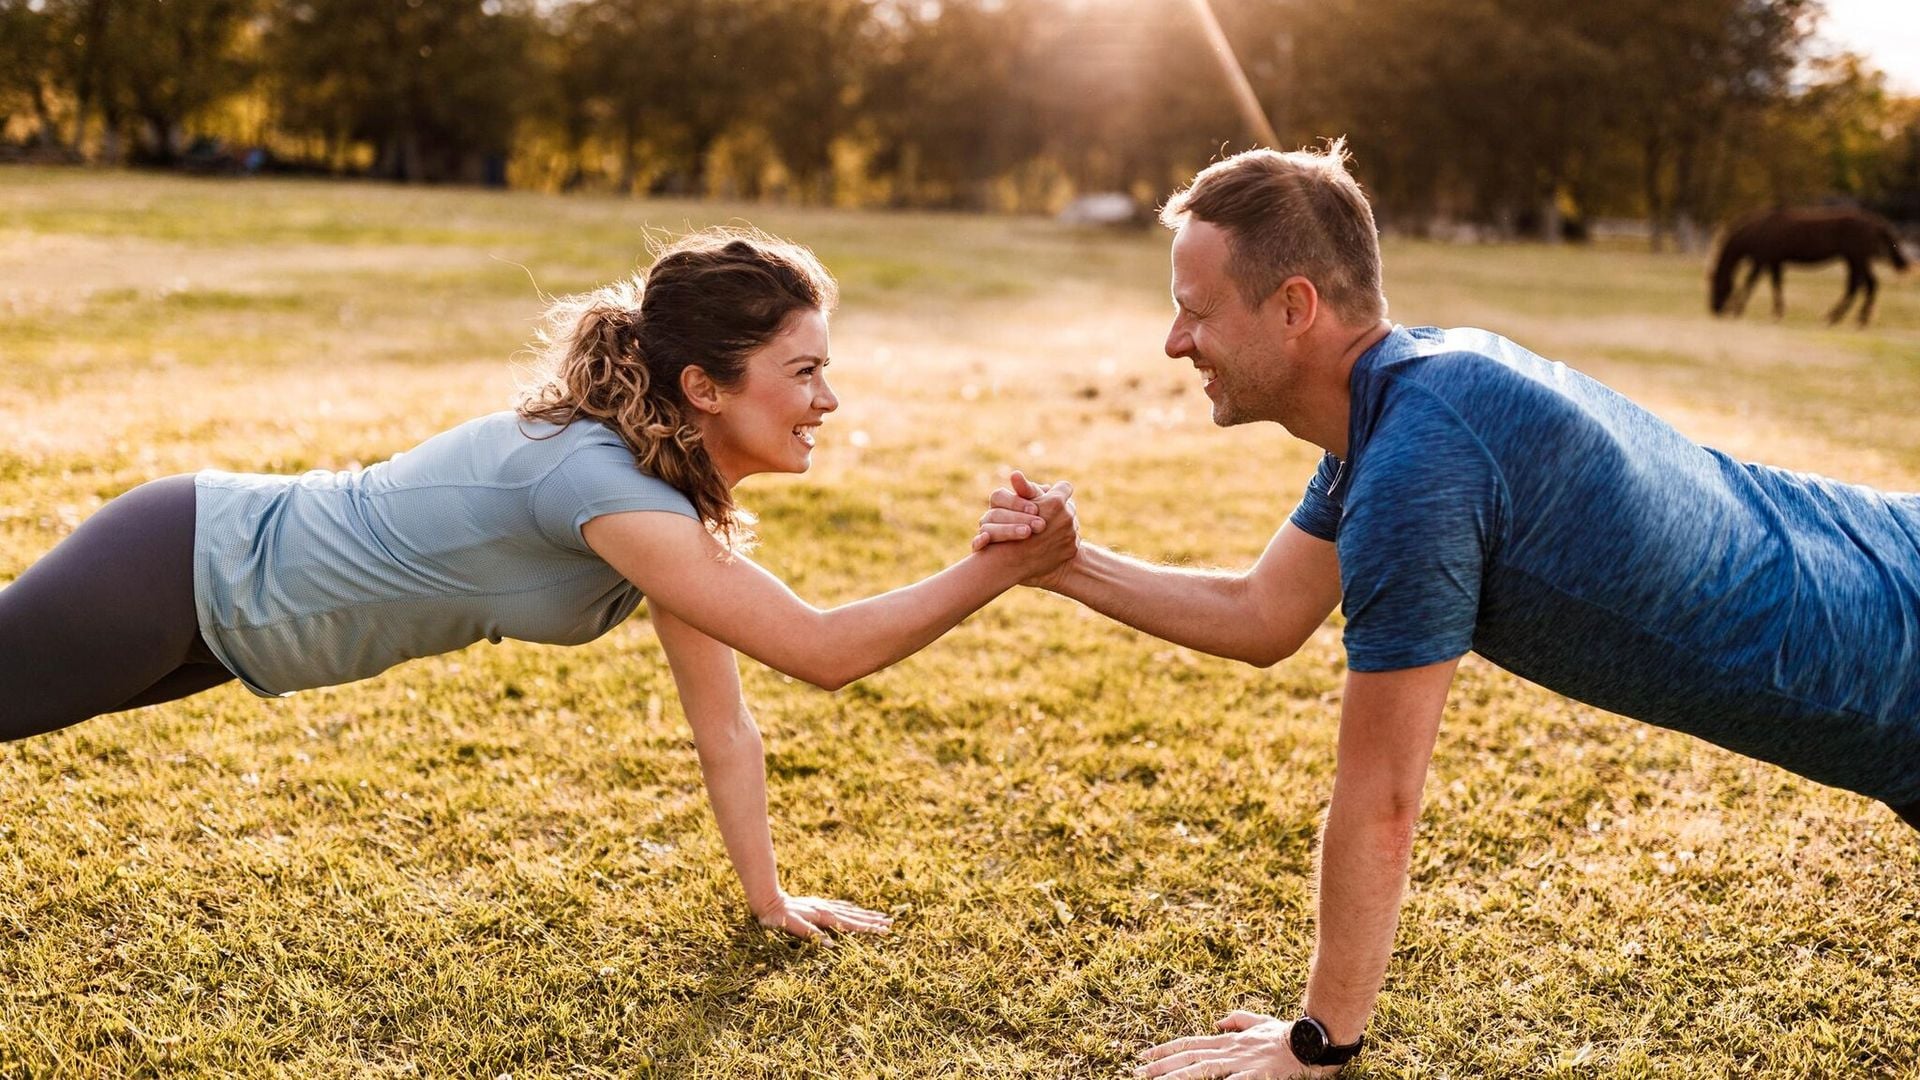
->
xmin=1138 ymin=1011 xmax=1336 ymax=1079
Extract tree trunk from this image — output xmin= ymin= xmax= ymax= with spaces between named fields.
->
xmin=1642 ymin=132 xmax=1668 ymax=253
xmin=619 ymin=116 xmax=639 ymax=194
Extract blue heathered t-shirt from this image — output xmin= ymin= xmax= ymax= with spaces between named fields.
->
xmin=1289 ymin=326 xmax=1920 ymax=805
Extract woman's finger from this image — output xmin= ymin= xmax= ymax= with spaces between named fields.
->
xmin=976 ymin=523 xmax=1035 ymax=544
xmin=979 ymin=508 xmax=1045 ymax=529
xmin=781 ymin=912 xmax=823 ymax=940
xmin=816 ymin=900 xmax=891 ymax=923
xmin=818 ymin=910 xmax=892 ymax=934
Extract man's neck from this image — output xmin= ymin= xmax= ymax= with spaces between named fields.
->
xmin=1287 ymin=318 xmax=1392 ymax=458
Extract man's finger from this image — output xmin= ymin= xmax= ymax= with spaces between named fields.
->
xmin=1010 ymin=470 xmax=1042 ymax=500
xmin=1135 ymin=1048 xmax=1222 ymax=1078
xmin=1155 ymin=1065 xmax=1233 ymax=1080
xmin=1215 ymin=1011 xmax=1274 ymax=1032
xmin=989 ymin=487 xmax=1038 ymax=514
xmin=1141 ymin=1034 xmax=1227 ymax=1061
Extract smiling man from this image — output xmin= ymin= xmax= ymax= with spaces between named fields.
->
xmin=976 ymin=141 xmax=1920 ymax=1077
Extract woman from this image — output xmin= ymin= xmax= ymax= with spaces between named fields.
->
xmin=0 ymin=227 xmax=1074 ymax=939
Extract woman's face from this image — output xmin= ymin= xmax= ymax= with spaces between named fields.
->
xmin=700 ymin=308 xmax=839 ymax=486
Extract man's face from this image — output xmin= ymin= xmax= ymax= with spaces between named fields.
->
xmin=1163 ymin=220 xmax=1290 ymax=427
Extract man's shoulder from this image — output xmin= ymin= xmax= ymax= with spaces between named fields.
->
xmin=1368 ymin=325 xmax=1543 ymax=383
xmin=1365 ymin=326 xmax=1583 ymax=421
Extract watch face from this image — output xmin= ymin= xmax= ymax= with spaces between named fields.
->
xmin=1289 ymin=1018 xmax=1329 ymax=1063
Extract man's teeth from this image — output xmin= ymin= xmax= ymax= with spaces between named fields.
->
xmin=1197 ymin=367 xmax=1216 ymax=385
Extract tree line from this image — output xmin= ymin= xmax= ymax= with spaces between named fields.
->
xmin=3 ymin=0 xmax=1917 ymax=242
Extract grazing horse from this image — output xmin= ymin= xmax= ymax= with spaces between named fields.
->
xmin=1709 ymin=208 xmax=1910 ymax=326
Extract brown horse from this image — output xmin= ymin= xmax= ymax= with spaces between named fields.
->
xmin=1709 ymin=207 xmax=1909 ymax=326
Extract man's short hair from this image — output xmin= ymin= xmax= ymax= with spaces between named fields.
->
xmin=1160 ymin=138 xmax=1387 ymax=323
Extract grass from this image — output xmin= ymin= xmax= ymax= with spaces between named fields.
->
xmin=2 ymin=166 xmax=1918 ymax=1078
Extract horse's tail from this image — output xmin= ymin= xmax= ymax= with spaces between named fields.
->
xmin=1881 ymin=222 xmax=1911 ymax=272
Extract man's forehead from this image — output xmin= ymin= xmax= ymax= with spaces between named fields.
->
xmin=1171 ymin=220 xmax=1230 ymax=290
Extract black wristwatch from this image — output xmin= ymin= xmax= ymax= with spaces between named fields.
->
xmin=1289 ymin=1015 xmax=1365 ymax=1067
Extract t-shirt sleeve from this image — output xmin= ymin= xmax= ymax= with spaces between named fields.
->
xmin=1337 ymin=387 xmax=1505 ymax=672
xmin=1288 ymin=451 xmax=1346 ymax=541
xmin=531 ymin=434 xmax=701 ymax=554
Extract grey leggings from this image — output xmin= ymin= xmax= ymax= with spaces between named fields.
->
xmin=0 ymin=475 xmax=234 ymax=741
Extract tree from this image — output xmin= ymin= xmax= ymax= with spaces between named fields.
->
xmin=265 ymin=0 xmax=534 ymax=182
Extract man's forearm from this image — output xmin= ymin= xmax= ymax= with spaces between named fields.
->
xmin=1048 ymin=543 xmax=1285 ymax=664
xmin=1300 ymin=796 xmax=1418 ymax=1044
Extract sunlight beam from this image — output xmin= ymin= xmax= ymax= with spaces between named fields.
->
xmin=1184 ymin=0 xmax=1280 ymax=147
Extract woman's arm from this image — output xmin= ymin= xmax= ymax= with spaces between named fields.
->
xmin=650 ymin=604 xmax=892 ymax=939
xmin=584 ymin=484 xmax=1075 ymax=690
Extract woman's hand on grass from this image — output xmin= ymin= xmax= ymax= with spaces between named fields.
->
xmin=754 ymin=892 xmax=894 ymax=940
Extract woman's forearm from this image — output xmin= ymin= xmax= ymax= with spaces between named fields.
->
xmin=691 ymin=705 xmax=782 ymax=914
xmin=805 ymin=549 xmax=1023 ymax=689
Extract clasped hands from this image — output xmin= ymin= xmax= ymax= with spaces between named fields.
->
xmin=970 ymin=469 xmax=1080 ymax=588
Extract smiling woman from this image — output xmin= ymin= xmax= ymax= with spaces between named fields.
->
xmin=0 ymin=225 xmax=1081 ymax=941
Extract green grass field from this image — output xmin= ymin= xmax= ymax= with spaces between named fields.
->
xmin=2 ymin=168 xmax=1917 ymax=1078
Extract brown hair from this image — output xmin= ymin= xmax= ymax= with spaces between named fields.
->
xmin=518 ymin=227 xmax=839 ymax=548
xmin=1159 ymin=138 xmax=1387 ymax=323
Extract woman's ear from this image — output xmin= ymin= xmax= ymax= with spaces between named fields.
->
xmin=680 ymin=366 xmax=723 ymax=414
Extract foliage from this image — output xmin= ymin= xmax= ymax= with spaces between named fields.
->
xmin=3 ymin=0 xmax=1917 ymax=231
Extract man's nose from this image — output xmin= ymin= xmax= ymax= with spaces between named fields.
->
xmin=1165 ymin=321 xmax=1192 ymax=358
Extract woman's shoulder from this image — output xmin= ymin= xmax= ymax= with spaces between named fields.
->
xmin=494 ymin=410 xmax=630 ymax=452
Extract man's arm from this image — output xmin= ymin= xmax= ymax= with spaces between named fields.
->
xmin=1140 ymin=657 xmax=1456 ymax=1078
xmin=1051 ymin=523 xmax=1341 ymax=667
xmin=979 ymin=473 xmax=1340 ymax=666
xmin=1304 ymin=657 xmax=1456 ymax=1040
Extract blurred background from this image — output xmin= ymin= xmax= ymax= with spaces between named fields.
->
xmin=2 ymin=0 xmax=1917 ymax=246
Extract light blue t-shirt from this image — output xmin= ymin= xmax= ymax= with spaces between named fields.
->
xmin=1291 ymin=326 xmax=1920 ymax=805
xmin=194 ymin=413 xmax=699 ymax=696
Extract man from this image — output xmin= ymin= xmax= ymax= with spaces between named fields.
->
xmin=975 ymin=141 xmax=1920 ymax=1078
